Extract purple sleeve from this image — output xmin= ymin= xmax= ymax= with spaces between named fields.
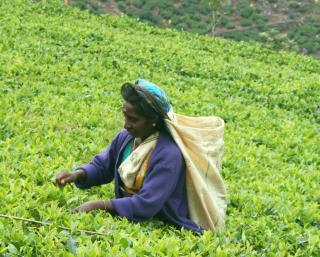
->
xmin=75 ymin=135 xmax=119 ymax=189
xmin=111 ymin=148 xmax=183 ymax=221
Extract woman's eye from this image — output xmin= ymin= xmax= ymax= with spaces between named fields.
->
xmin=123 ymin=113 xmax=138 ymax=123
xmin=129 ymin=117 xmax=138 ymax=123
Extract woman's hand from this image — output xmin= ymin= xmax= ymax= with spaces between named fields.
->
xmin=72 ymin=200 xmax=113 ymax=213
xmin=55 ymin=170 xmax=86 ymax=187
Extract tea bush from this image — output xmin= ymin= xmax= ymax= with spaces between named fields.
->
xmin=0 ymin=0 xmax=319 ymax=256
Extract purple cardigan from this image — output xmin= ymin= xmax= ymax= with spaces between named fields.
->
xmin=76 ymin=130 xmax=202 ymax=233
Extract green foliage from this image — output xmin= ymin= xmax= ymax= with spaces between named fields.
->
xmin=160 ymin=8 xmax=174 ymax=19
xmin=237 ymin=0 xmax=253 ymax=18
xmin=224 ymin=29 xmax=261 ymax=42
xmin=252 ymin=13 xmax=269 ymax=23
xmin=199 ymin=1 xmax=211 ymax=14
xmin=142 ymin=1 xmax=154 ymax=11
xmin=240 ymin=18 xmax=252 ymax=27
xmin=157 ymin=0 xmax=170 ymax=9
xmin=131 ymin=0 xmax=144 ymax=8
xmin=0 ymin=0 xmax=320 ymax=256
xmin=113 ymin=1 xmax=320 ymax=55
xmin=255 ymin=20 xmax=267 ymax=31
xmin=137 ymin=9 xmax=162 ymax=26
xmin=72 ymin=0 xmax=102 ymax=15
xmin=219 ymin=16 xmax=229 ymax=27
xmin=239 ymin=6 xmax=253 ymax=18
xmin=222 ymin=5 xmax=233 ymax=15
xmin=117 ymin=0 xmax=127 ymax=10
xmin=303 ymin=41 xmax=318 ymax=53
xmin=287 ymin=18 xmax=320 ymax=53
xmin=226 ymin=23 xmax=235 ymax=29
xmin=259 ymin=29 xmax=297 ymax=51
xmin=289 ymin=1 xmax=310 ymax=13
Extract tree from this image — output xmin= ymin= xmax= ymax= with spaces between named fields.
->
xmin=315 ymin=0 xmax=320 ymax=11
xmin=209 ymin=0 xmax=229 ymax=36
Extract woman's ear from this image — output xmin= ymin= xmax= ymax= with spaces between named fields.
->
xmin=151 ymin=117 xmax=160 ymax=128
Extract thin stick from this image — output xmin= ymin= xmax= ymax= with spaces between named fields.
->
xmin=0 ymin=213 xmax=109 ymax=236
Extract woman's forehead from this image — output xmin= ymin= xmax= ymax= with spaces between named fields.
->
xmin=123 ymin=101 xmax=140 ymax=117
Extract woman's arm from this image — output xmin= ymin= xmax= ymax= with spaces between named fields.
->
xmin=55 ymin=131 xmax=123 ymax=189
xmin=72 ymin=200 xmax=114 ymax=213
xmin=72 ymin=150 xmax=181 ymax=215
xmin=110 ymin=147 xmax=183 ymax=221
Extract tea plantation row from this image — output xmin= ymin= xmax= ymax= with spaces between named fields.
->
xmin=0 ymin=0 xmax=319 ymax=256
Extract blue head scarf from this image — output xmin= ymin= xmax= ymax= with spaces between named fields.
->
xmin=135 ymin=79 xmax=171 ymax=115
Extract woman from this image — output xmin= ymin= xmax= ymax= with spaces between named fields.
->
xmin=55 ymin=79 xmax=202 ymax=233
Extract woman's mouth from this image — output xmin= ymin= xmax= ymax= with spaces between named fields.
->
xmin=126 ymin=129 xmax=135 ymax=136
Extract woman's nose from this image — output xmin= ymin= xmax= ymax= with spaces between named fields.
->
xmin=124 ymin=119 xmax=131 ymax=130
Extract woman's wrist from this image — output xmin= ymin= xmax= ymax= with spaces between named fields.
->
xmin=94 ymin=200 xmax=113 ymax=212
xmin=104 ymin=200 xmax=113 ymax=213
xmin=72 ymin=169 xmax=86 ymax=183
xmin=72 ymin=200 xmax=114 ymax=213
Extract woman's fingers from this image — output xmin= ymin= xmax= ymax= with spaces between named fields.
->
xmin=71 ymin=206 xmax=80 ymax=213
xmin=55 ymin=170 xmax=85 ymax=187
xmin=61 ymin=174 xmax=76 ymax=184
xmin=55 ymin=172 xmax=73 ymax=186
xmin=72 ymin=201 xmax=106 ymax=213
xmin=55 ymin=173 xmax=66 ymax=185
xmin=72 ymin=203 xmax=92 ymax=213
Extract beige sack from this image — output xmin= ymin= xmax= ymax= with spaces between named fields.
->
xmin=165 ymin=112 xmax=227 ymax=230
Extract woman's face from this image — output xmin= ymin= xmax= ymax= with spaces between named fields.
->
xmin=122 ymin=101 xmax=155 ymax=140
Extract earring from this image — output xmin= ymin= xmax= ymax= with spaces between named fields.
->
xmin=152 ymin=123 xmax=156 ymax=127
